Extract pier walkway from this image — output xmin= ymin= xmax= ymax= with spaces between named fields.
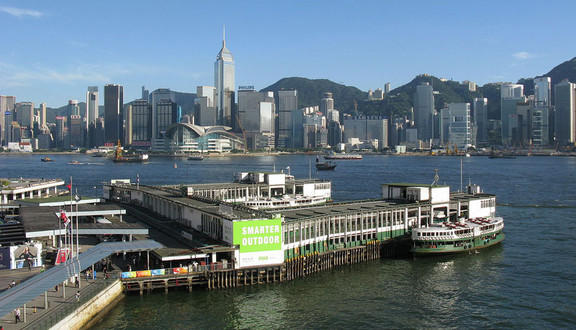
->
xmin=0 ymin=240 xmax=162 ymax=329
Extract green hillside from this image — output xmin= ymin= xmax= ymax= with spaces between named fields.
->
xmin=260 ymin=77 xmax=367 ymax=112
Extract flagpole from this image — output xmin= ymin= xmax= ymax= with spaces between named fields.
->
xmin=75 ymin=189 xmax=81 ymax=288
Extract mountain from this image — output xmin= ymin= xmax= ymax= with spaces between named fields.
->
xmin=517 ymin=56 xmax=576 ymax=98
xmin=260 ymin=77 xmax=367 ymax=112
xmin=359 ymin=75 xmax=505 ymax=120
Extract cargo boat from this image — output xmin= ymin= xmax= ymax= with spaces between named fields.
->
xmin=113 ymin=141 xmax=148 ymax=163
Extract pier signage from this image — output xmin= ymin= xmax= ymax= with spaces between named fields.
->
xmin=233 ymin=218 xmax=282 ymax=253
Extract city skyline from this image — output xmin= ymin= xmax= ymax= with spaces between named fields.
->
xmin=1 ymin=1 xmax=575 ymax=107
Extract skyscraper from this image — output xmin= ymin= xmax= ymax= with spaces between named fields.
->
xmin=195 ymin=86 xmax=216 ymax=126
xmin=39 ymin=103 xmax=47 ymax=130
xmin=214 ymin=29 xmax=235 ymax=126
xmin=413 ymin=83 xmax=434 ymax=143
xmin=534 ymin=77 xmax=551 ymax=107
xmin=0 ymin=95 xmax=16 ymax=146
xmin=104 ymin=84 xmax=124 ymax=145
xmin=500 ymin=83 xmax=525 ymax=145
xmin=473 ymin=98 xmax=488 ymax=145
xmin=86 ymin=87 xmax=99 ymax=128
xmin=150 ymin=88 xmax=176 ymax=139
xmin=554 ymin=79 xmax=576 ymax=145
xmin=278 ymin=90 xmax=298 ymax=148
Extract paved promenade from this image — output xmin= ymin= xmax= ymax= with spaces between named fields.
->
xmin=0 ymin=267 xmax=116 ymax=329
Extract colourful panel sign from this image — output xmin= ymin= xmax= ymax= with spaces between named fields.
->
xmin=136 ymin=270 xmax=151 ymax=277
xmin=233 ymin=218 xmax=282 ymax=253
xmin=151 ymin=269 xmax=165 ymax=276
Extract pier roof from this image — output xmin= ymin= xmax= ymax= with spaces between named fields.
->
xmin=279 ymin=199 xmax=413 ymax=222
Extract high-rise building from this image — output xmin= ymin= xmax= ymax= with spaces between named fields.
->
xmin=16 ymin=102 xmax=34 ymax=131
xmin=69 ymin=115 xmax=83 ymax=148
xmin=442 ymin=103 xmax=472 ymax=149
xmin=320 ymin=92 xmax=334 ymax=114
xmin=195 ymin=86 xmax=217 ymax=126
xmin=343 ymin=116 xmax=389 ymax=150
xmin=156 ymin=101 xmax=181 ymax=139
xmin=532 ymin=106 xmax=549 ymax=146
xmin=554 ymin=80 xmax=576 ymax=145
xmin=129 ymin=100 xmax=152 ymax=146
xmin=54 ymin=116 xmax=67 ymax=148
xmin=473 ymin=98 xmax=488 ymax=145
xmin=86 ymin=86 xmax=99 ymax=127
xmin=0 ymin=95 xmax=16 ymax=146
xmin=384 ymin=83 xmax=391 ymax=94
xmin=501 ymin=83 xmax=524 ymax=98
xmin=500 ymin=83 xmax=525 ymax=145
xmin=214 ymin=30 xmax=235 ymax=126
xmin=278 ymin=90 xmax=298 ymax=148
xmin=237 ymin=90 xmax=275 ymax=134
xmin=414 ymin=83 xmax=434 ymax=143
xmin=104 ymin=84 xmax=124 ymax=145
xmin=3 ymin=110 xmax=14 ymax=146
xmin=142 ymin=86 xmax=149 ymax=102
xmin=534 ymin=77 xmax=551 ymax=107
xmin=150 ymin=88 xmax=176 ymax=139
xmin=39 ymin=103 xmax=47 ymax=129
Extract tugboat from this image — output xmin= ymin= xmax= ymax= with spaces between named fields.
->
xmin=41 ymin=157 xmax=53 ymax=162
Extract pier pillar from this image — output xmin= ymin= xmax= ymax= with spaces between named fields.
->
xmin=164 ymin=280 xmax=169 ymax=294
xmin=44 ymin=291 xmax=48 ymax=309
xmin=23 ymin=304 xmax=26 ymax=323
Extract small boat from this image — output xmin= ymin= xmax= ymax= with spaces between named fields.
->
xmin=315 ymin=161 xmax=337 ymax=170
xmin=69 ymin=160 xmax=80 ymax=165
xmin=188 ymin=155 xmax=204 ymax=161
xmin=41 ymin=157 xmax=53 ymax=162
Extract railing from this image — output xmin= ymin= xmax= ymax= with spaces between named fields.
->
xmin=23 ymin=274 xmax=120 ymax=330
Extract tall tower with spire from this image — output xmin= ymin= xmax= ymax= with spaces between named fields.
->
xmin=214 ymin=27 xmax=235 ymax=126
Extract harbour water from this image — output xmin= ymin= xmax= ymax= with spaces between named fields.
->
xmin=1 ymin=154 xmax=575 ymax=328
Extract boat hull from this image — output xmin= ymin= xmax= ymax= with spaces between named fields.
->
xmin=411 ymin=230 xmax=505 ymax=256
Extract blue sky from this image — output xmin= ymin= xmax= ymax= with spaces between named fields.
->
xmin=1 ymin=0 xmax=575 ymax=107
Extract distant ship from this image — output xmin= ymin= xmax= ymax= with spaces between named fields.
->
xmin=324 ymin=152 xmax=362 ymax=160
xmin=41 ymin=157 xmax=53 ymax=162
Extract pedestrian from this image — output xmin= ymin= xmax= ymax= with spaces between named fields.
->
xmin=75 ymin=276 xmax=79 ymax=288
xmin=14 ymin=308 xmax=21 ymax=323
xmin=33 ymin=306 xmax=37 ymax=315
xmin=10 ymin=280 xmax=15 ymax=288
xmin=55 ymin=284 xmax=59 ymax=292
xmin=75 ymin=291 xmax=80 ymax=302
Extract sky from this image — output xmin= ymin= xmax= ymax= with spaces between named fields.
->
xmin=1 ymin=0 xmax=575 ymax=108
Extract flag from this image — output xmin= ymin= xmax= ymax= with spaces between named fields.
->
xmin=66 ymin=184 xmax=72 ymax=191
xmin=75 ymin=194 xmax=81 ymax=202
xmin=60 ymin=211 xmax=69 ymax=226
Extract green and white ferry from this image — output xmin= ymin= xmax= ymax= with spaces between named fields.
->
xmin=409 ymin=181 xmax=505 ymax=256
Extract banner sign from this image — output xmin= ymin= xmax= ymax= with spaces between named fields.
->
xmin=233 ymin=218 xmax=282 ymax=253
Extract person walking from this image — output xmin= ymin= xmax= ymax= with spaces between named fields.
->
xmin=75 ymin=291 xmax=80 ymax=302
xmin=14 ymin=308 xmax=21 ymax=323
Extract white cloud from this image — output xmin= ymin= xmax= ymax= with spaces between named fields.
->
xmin=0 ymin=6 xmax=44 ymax=18
xmin=513 ymin=52 xmax=535 ymax=60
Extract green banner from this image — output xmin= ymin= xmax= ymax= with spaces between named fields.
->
xmin=233 ymin=218 xmax=282 ymax=252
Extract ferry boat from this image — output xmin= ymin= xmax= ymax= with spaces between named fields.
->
xmin=324 ymin=153 xmax=362 ymax=160
xmin=410 ymin=184 xmax=505 ymax=256
xmin=188 ymin=155 xmax=204 ymax=161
